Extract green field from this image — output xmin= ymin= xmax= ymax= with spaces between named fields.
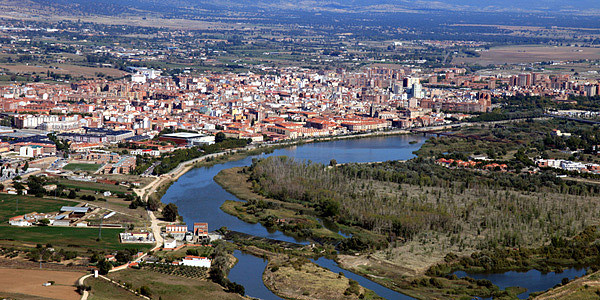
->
xmin=88 ymin=277 xmax=139 ymax=300
xmin=0 ymin=194 xmax=148 ymax=251
xmin=63 ymin=163 xmax=101 ymax=172
xmin=0 ymin=225 xmax=148 ymax=251
xmin=57 ymin=179 xmax=128 ymax=194
xmin=0 ymin=194 xmax=75 ymax=222
xmin=106 ymin=269 xmax=244 ymax=300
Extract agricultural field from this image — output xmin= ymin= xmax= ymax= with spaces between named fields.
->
xmin=450 ymin=24 xmax=600 ymax=41
xmin=153 ymin=245 xmax=214 ymax=262
xmin=453 ymin=45 xmax=600 ymax=65
xmin=144 ymin=263 xmax=209 ymax=279
xmin=0 ymin=268 xmax=83 ymax=300
xmin=106 ymin=269 xmax=244 ymax=300
xmin=0 ymin=194 xmax=75 ymax=223
xmin=57 ymin=179 xmax=130 ymax=195
xmin=0 ymin=225 xmax=145 ymax=252
xmin=88 ymin=277 xmax=139 ymax=300
xmin=0 ymin=194 xmax=147 ymax=251
xmin=0 ymin=63 xmax=127 ymax=78
xmin=62 ymin=163 xmax=102 ymax=172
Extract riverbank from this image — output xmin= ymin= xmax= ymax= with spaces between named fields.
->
xmin=144 ymin=119 xmax=600 ymax=300
xmin=534 ymin=269 xmax=600 ymax=299
xmin=215 ymin=167 xmax=347 ymax=242
xmin=214 ymin=154 xmax=600 ymax=300
xmin=135 ymin=127 xmax=425 ymax=243
xmin=136 ymin=124 xmax=431 ymax=205
xmin=138 ymin=116 xmax=544 ymax=206
xmin=238 ymin=245 xmax=383 ymax=300
xmin=213 ymin=164 xmax=503 ymax=300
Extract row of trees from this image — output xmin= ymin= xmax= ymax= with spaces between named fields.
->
xmin=26 ymin=244 xmax=77 ymax=262
xmin=133 ymin=135 xmax=250 ymax=176
xmin=208 ymin=241 xmax=245 ymax=295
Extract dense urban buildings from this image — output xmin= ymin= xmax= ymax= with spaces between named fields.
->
xmin=0 ymin=66 xmax=593 ymax=149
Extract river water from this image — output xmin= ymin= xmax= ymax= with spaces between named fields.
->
xmin=454 ymin=268 xmax=588 ymax=299
xmin=159 ymin=134 xmax=582 ymax=299
xmin=228 ymin=250 xmax=276 ymax=299
xmin=160 ymin=135 xmax=427 ymax=244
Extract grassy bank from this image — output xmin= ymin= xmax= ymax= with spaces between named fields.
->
xmin=147 ymin=178 xmax=175 ymax=208
xmin=264 ymin=255 xmax=383 ymax=300
xmin=238 ymin=245 xmax=382 ymax=300
xmin=221 ymin=200 xmax=260 ymax=224
xmin=534 ymin=270 xmax=600 ymax=299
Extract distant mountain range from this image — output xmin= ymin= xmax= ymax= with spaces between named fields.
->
xmin=5 ymin=0 xmax=600 ymax=18
xmin=218 ymin=0 xmax=600 ymax=14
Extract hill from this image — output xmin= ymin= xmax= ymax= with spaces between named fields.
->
xmin=3 ymin=0 xmax=599 ymax=19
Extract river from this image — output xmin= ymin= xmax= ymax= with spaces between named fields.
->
xmin=159 ymin=134 xmax=579 ymax=299
xmin=160 ymin=135 xmax=427 ymax=244
xmin=160 ymin=135 xmax=425 ymax=299
xmin=454 ymin=268 xmax=588 ymax=299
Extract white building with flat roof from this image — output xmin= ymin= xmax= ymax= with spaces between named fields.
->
xmin=20 ymin=145 xmax=43 ymax=157
xmin=179 ymin=256 xmax=211 ymax=268
xmin=163 ymin=239 xmax=177 ymax=249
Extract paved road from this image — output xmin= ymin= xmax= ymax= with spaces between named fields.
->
xmin=77 ymin=274 xmax=93 ymax=300
xmin=142 ymin=161 xmax=161 ymax=176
